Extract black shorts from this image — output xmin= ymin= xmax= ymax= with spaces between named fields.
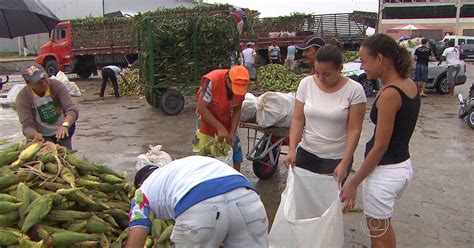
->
xmin=296 ymin=147 xmax=352 ymax=184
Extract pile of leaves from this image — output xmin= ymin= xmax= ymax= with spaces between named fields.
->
xmin=117 ymin=69 xmax=143 ymax=96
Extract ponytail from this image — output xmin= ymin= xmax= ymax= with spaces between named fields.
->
xmin=395 ymin=46 xmax=412 ymax=78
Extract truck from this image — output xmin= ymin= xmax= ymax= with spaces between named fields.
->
xmin=248 ymin=12 xmax=377 ymax=64
xmin=35 ymin=18 xmax=138 ymax=79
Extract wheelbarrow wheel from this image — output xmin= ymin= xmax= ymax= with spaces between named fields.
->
xmin=160 ymin=89 xmax=185 ymax=115
xmin=145 ymin=90 xmax=159 ymax=108
xmin=253 ymin=138 xmax=280 ymax=180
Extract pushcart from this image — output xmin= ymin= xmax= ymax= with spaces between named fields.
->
xmin=239 ymin=122 xmax=290 ymax=180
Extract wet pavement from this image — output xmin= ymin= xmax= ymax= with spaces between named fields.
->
xmin=1 ymin=64 xmax=473 ymax=247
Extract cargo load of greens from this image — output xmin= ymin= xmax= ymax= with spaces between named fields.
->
xmin=0 ymin=141 xmax=174 ymax=247
xmin=256 ymin=64 xmax=301 ymax=92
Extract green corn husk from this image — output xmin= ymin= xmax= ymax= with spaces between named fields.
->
xmin=21 ymin=193 xmax=54 ymax=232
xmin=66 ymin=220 xmax=88 ymax=232
xmin=43 ymin=162 xmax=58 ymax=174
xmin=97 ymin=174 xmax=123 ymax=184
xmin=44 ymin=230 xmax=100 ymax=246
xmin=86 ymin=215 xmax=113 ymax=233
xmin=60 ymin=166 xmax=76 ymax=188
xmin=0 ymin=227 xmax=22 ymax=246
xmin=53 ymin=200 xmax=76 ymax=210
xmin=48 ymin=210 xmax=92 ymax=221
xmin=0 ymin=193 xmax=17 ymax=202
xmin=0 ymin=151 xmax=20 ymax=167
xmin=94 ymin=164 xmax=125 ymax=179
xmin=0 ymin=175 xmax=21 ymax=190
xmin=65 ymin=155 xmax=98 ymax=171
xmin=0 ymin=211 xmax=19 ymax=227
xmin=38 ymin=153 xmax=56 ymax=164
xmin=0 ymin=201 xmax=22 ymax=214
xmin=19 ymin=237 xmax=46 ymax=248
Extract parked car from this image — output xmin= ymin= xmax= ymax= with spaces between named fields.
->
xmin=461 ymin=44 xmax=474 ymax=62
xmin=342 ymin=57 xmax=467 ymax=95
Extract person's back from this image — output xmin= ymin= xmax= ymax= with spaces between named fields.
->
xmin=442 ymin=46 xmax=461 ymax=66
xmin=414 ymin=45 xmax=431 ymax=66
xmin=242 ymin=47 xmax=255 ymax=64
xmin=287 ymin=45 xmax=296 ymax=60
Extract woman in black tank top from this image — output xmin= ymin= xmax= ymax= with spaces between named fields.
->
xmin=340 ymin=34 xmax=421 ymax=248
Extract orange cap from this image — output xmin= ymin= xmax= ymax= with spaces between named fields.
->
xmin=229 ymin=65 xmax=249 ymax=96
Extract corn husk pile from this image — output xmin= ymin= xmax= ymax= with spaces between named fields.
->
xmin=256 ymin=64 xmax=301 ymax=92
xmin=342 ymin=51 xmax=359 ymax=63
xmin=117 ymin=69 xmax=143 ymax=96
xmin=0 ymin=141 xmax=137 ymax=247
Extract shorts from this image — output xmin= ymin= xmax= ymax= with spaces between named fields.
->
xmin=447 ymin=64 xmax=461 ymax=86
xmin=244 ymin=62 xmax=257 ymax=80
xmin=192 ymin=131 xmax=243 ymax=164
xmin=362 ymin=159 xmax=413 ymax=220
xmin=414 ymin=64 xmax=428 ymax=82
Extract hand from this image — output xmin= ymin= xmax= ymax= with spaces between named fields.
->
xmin=339 ymin=181 xmax=357 ymax=212
xmin=283 ymin=150 xmax=296 ymax=169
xmin=33 ymin=132 xmax=44 ymax=142
xmin=55 ymin=126 xmax=69 ymax=140
xmin=333 ymin=163 xmax=348 ymax=189
xmin=217 ymin=127 xmax=230 ymax=144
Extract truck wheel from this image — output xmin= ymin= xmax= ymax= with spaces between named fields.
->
xmin=77 ymin=70 xmax=92 ymax=79
xmin=467 ymin=109 xmax=474 ymax=129
xmin=160 ymin=90 xmax=185 ymax=115
xmin=435 ymin=74 xmax=449 ymax=94
xmin=45 ymin=60 xmax=59 ymax=77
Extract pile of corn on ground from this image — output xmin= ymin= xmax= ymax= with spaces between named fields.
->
xmin=0 ymin=141 xmax=174 ymax=247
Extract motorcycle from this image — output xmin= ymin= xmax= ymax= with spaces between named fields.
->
xmin=457 ymin=83 xmax=474 ymax=129
xmin=0 ymin=75 xmax=9 ymax=91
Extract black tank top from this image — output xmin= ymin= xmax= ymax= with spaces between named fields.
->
xmin=365 ymin=85 xmax=421 ymax=165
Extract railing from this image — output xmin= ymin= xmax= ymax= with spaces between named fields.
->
xmin=383 ymin=0 xmax=458 ymax=3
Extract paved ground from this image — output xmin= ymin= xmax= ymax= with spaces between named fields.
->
xmin=0 ymin=63 xmax=472 ymax=247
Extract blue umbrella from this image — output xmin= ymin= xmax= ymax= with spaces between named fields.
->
xmin=0 ymin=0 xmax=59 ymax=38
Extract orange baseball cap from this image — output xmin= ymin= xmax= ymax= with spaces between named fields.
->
xmin=229 ymin=65 xmax=249 ymax=96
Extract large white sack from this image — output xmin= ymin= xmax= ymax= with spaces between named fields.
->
xmin=50 ymin=71 xmax=82 ymax=97
xmin=240 ymin=93 xmax=258 ymax=122
xmin=256 ymin=92 xmax=295 ymax=128
xmin=269 ymin=167 xmax=344 ymax=248
xmin=135 ymin=145 xmax=173 ymax=171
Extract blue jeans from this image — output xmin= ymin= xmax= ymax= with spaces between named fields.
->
xmin=415 ymin=64 xmax=428 ymax=82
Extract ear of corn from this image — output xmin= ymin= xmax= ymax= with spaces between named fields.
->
xmin=60 ymin=166 xmax=76 ymax=188
xmin=94 ymin=164 xmax=125 ymax=179
xmin=41 ymin=182 xmax=69 ymax=192
xmin=156 ymin=225 xmax=173 ymax=243
xmin=145 ymin=235 xmax=154 ymax=247
xmin=86 ymin=215 xmax=113 ymax=233
xmin=0 ymin=193 xmax=17 ymax=202
xmin=97 ymin=174 xmax=123 ymax=184
xmin=0 ymin=141 xmax=22 ymax=154
xmin=38 ymin=153 xmax=56 ymax=164
xmin=48 ymin=210 xmax=92 ymax=221
xmin=65 ymin=155 xmax=98 ymax=171
xmin=66 ymin=220 xmax=88 ymax=232
xmin=10 ymin=142 xmax=41 ymax=168
xmin=53 ymin=200 xmax=76 ymax=210
xmin=0 ymin=227 xmax=22 ymax=246
xmin=0 ymin=175 xmax=20 ymax=190
xmin=152 ymin=219 xmax=163 ymax=238
xmin=0 ymin=151 xmax=20 ymax=167
xmin=43 ymin=162 xmax=58 ymax=174
xmin=21 ymin=193 xmax=54 ymax=232
xmin=76 ymin=178 xmax=100 ymax=188
xmin=0 ymin=211 xmax=19 ymax=227
xmin=19 ymin=237 xmax=46 ymax=248
xmin=0 ymin=201 xmax=22 ymax=214
xmin=44 ymin=230 xmax=100 ymax=246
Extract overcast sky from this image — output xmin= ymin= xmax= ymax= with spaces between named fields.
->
xmin=205 ymin=0 xmax=379 ymax=17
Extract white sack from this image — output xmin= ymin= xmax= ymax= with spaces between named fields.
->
xmin=135 ymin=145 xmax=173 ymax=171
xmin=240 ymin=93 xmax=258 ymax=122
xmin=256 ymin=92 xmax=295 ymax=128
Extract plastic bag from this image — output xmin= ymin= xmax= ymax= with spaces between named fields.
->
xmin=269 ymin=167 xmax=344 ymax=248
xmin=135 ymin=145 xmax=173 ymax=171
xmin=6 ymin=84 xmax=26 ymax=101
xmin=50 ymin=71 xmax=82 ymax=97
xmin=256 ymin=92 xmax=295 ymax=128
xmin=240 ymin=93 xmax=258 ymax=122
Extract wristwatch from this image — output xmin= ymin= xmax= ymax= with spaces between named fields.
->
xmin=62 ymin=122 xmax=71 ymax=129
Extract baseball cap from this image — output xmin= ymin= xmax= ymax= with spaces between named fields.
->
xmin=229 ymin=65 xmax=249 ymax=96
xmin=296 ymin=36 xmax=326 ymax=50
xmin=22 ymin=64 xmax=48 ymax=85
xmin=134 ymin=165 xmax=159 ymax=188
xmin=246 ymin=42 xmax=254 ymax=46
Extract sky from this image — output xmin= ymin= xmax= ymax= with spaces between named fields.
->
xmin=205 ymin=0 xmax=379 ymax=17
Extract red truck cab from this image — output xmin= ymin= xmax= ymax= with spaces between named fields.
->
xmin=36 ymin=22 xmax=75 ymax=77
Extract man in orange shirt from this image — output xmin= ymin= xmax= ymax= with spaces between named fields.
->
xmin=193 ymin=65 xmax=250 ymax=171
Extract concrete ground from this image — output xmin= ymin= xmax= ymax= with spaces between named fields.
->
xmin=0 ymin=63 xmax=472 ymax=247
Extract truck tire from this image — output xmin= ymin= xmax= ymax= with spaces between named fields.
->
xmin=145 ymin=90 xmax=159 ymax=108
xmin=77 ymin=69 xmax=92 ymax=79
xmin=45 ymin=60 xmax=59 ymax=77
xmin=160 ymin=90 xmax=185 ymax=115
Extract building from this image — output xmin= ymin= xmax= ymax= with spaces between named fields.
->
xmin=378 ymin=0 xmax=474 ymax=40
xmin=0 ymin=0 xmax=198 ymax=54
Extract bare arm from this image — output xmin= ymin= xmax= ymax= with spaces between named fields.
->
xmin=334 ymin=102 xmax=366 ymax=184
xmin=229 ymin=104 xmax=242 ymax=135
xmin=340 ymin=88 xmax=401 ymax=210
xmin=284 ymin=100 xmax=305 ymax=167
xmin=125 ymin=227 xmax=149 ymax=248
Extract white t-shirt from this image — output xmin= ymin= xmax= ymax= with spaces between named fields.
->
xmin=268 ymin=45 xmax=280 ymax=59
xmin=286 ymin=45 xmax=297 ymax=60
xmin=242 ymin=48 xmax=255 ymax=64
xmin=442 ymin=47 xmax=461 ymax=66
xmin=139 ymin=156 xmax=243 ymax=220
xmin=103 ymin=65 xmax=121 ymax=75
xmin=296 ymin=76 xmax=366 ymax=159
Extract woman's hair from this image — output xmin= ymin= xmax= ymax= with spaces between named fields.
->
xmin=361 ymin=33 xmax=412 ymax=78
xmin=315 ymin=40 xmax=343 ymax=68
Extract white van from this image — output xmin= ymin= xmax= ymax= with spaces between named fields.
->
xmin=442 ymin=35 xmax=474 ymax=46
